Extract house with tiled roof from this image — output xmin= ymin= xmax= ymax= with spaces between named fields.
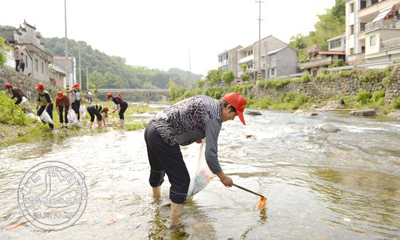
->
xmin=0 ymin=20 xmax=59 ymax=84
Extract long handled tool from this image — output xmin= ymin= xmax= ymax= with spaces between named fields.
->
xmin=233 ymin=183 xmax=266 ymax=199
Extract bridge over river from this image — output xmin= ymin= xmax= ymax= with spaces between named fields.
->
xmin=96 ymin=88 xmax=169 ymax=103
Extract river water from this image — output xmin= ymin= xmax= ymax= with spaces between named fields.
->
xmin=0 ymin=108 xmax=399 ymax=239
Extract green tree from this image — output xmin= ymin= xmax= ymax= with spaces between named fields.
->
xmin=206 ymin=69 xmax=222 ymax=87
xmin=289 ymin=0 xmax=345 ymax=61
xmin=0 ymin=37 xmax=7 ymax=66
xmin=222 ymin=71 xmax=235 ymax=86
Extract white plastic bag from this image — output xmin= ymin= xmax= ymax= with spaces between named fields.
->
xmin=20 ymin=97 xmax=32 ymax=112
xmin=187 ymin=141 xmax=214 ymax=198
xmin=26 ymin=113 xmax=36 ymax=119
xmin=80 ymin=104 xmax=86 ymax=119
xmin=40 ymin=111 xmax=54 ymax=125
xmin=67 ymin=110 xmax=82 ymax=128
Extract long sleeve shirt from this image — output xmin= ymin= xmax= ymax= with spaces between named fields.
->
xmin=10 ymin=88 xmax=26 ymax=101
xmin=152 ymin=95 xmax=223 ymax=174
xmin=56 ymin=95 xmax=70 ymax=108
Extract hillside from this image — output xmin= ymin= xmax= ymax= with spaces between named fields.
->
xmin=41 ymin=37 xmax=203 ymax=90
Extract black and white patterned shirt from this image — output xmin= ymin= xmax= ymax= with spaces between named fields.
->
xmin=152 ymin=95 xmax=222 ymax=174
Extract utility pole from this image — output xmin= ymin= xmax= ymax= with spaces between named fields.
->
xmin=188 ymin=51 xmax=192 ymax=89
xmin=256 ymin=0 xmax=264 ymax=82
xmin=86 ymin=66 xmax=89 ymax=91
xmin=79 ymin=50 xmax=82 ymax=87
xmin=64 ymin=0 xmax=68 ymax=57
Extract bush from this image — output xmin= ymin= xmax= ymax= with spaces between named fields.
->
xmin=0 ymin=91 xmax=27 ymax=125
xmin=372 ymin=90 xmax=385 ymax=103
xmin=359 ymin=69 xmax=386 ymax=83
xmin=339 ymin=70 xmax=351 ymax=78
xmin=393 ymin=98 xmax=400 ymax=109
xmin=331 ymin=59 xmax=344 ymax=67
xmin=356 ymin=91 xmax=372 ymax=104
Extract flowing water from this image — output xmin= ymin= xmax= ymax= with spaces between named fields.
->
xmin=0 ymin=109 xmax=400 ymax=239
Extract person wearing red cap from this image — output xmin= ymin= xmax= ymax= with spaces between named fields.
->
xmin=14 ymin=45 xmax=21 ymax=72
xmin=56 ymin=91 xmax=71 ymax=128
xmin=107 ymin=93 xmax=128 ymax=128
xmin=4 ymin=83 xmax=26 ymax=105
xmin=86 ymin=104 xmax=109 ymax=129
xmin=35 ymin=83 xmax=54 ymax=130
xmin=144 ymin=92 xmax=247 ymax=224
xmin=71 ymin=83 xmax=83 ymax=121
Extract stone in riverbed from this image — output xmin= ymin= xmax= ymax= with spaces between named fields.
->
xmin=317 ymin=124 xmax=341 ymax=133
xmin=387 ymin=110 xmax=400 ymax=120
xmin=246 ymin=111 xmax=262 ymax=116
xmin=349 ymin=109 xmax=376 ymax=116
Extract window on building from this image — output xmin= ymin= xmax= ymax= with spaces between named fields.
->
xmin=360 ymin=22 xmax=366 ymax=32
xmin=330 ymin=39 xmax=342 ymax=49
xmin=270 ymin=68 xmax=275 ymax=76
xmin=370 ymin=35 xmax=376 ymax=46
xmin=42 ymin=62 xmax=44 ymax=74
xmin=25 ymin=56 xmax=28 ymax=68
xmin=350 ymin=25 xmax=354 ymax=35
xmin=361 ymin=1 xmax=367 ymax=9
xmin=248 ymin=50 xmax=253 ymax=56
xmin=361 ymin=46 xmax=366 ymax=53
xmin=371 ymin=0 xmax=378 ymax=5
xmin=35 ymin=59 xmax=38 ymax=71
xmin=350 ymin=3 xmax=354 ymax=13
xmin=350 ymin=48 xmax=354 ymax=55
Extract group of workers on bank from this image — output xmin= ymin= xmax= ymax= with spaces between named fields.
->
xmin=3 ymin=82 xmax=128 ymax=130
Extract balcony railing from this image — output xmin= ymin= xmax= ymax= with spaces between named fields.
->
xmin=347 ymin=53 xmax=365 ymax=64
xmin=365 ymin=19 xmax=398 ymax=32
xmin=359 ymin=0 xmax=398 ymax=19
xmin=380 ymin=37 xmax=400 ymax=51
xmin=299 ymin=57 xmax=332 ymax=70
xmin=238 ymin=55 xmax=254 ymax=64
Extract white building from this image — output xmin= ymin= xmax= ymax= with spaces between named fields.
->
xmin=346 ymin=0 xmax=400 ymax=65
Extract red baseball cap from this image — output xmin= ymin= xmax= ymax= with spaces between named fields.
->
xmin=222 ymin=92 xmax=247 ymax=125
xmin=35 ymin=83 xmax=44 ymax=89
xmin=4 ymin=83 xmax=12 ymax=89
xmin=57 ymin=91 xmax=64 ymax=100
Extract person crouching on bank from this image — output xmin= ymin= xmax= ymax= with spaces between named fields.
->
xmin=87 ymin=104 xmax=109 ymax=129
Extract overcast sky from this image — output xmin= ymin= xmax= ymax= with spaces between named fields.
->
xmin=1 ymin=0 xmax=335 ymax=76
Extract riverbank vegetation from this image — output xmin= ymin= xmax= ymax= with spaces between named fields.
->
xmin=168 ymin=66 xmax=400 ymax=114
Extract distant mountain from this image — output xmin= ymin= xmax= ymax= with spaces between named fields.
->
xmin=167 ymin=68 xmax=203 ymax=83
xmin=41 ymin=37 xmax=203 ymax=89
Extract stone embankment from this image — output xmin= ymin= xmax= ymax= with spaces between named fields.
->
xmin=0 ymin=66 xmax=53 ymax=100
xmin=254 ymin=66 xmax=400 ymax=103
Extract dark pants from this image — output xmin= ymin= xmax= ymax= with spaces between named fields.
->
xmin=72 ymin=101 xmax=81 ymax=120
xmin=119 ymin=102 xmax=128 ymax=120
xmin=15 ymin=60 xmax=20 ymax=72
xmin=20 ymin=63 xmax=25 ymax=72
xmin=15 ymin=98 xmax=22 ymax=105
xmin=37 ymin=104 xmax=54 ymax=130
xmin=144 ymin=121 xmax=190 ymax=204
xmin=58 ymin=106 xmax=69 ymax=124
xmin=87 ymin=106 xmax=102 ymax=122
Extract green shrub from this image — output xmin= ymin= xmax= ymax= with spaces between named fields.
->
xmin=372 ymin=90 xmax=385 ymax=104
xmin=0 ymin=91 xmax=27 ymax=125
xmin=331 ymin=59 xmax=344 ymax=67
xmin=359 ymin=69 xmax=386 ymax=83
xmin=339 ymin=70 xmax=351 ymax=78
xmin=356 ymin=91 xmax=372 ymax=104
xmin=393 ymin=98 xmax=400 ymax=109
